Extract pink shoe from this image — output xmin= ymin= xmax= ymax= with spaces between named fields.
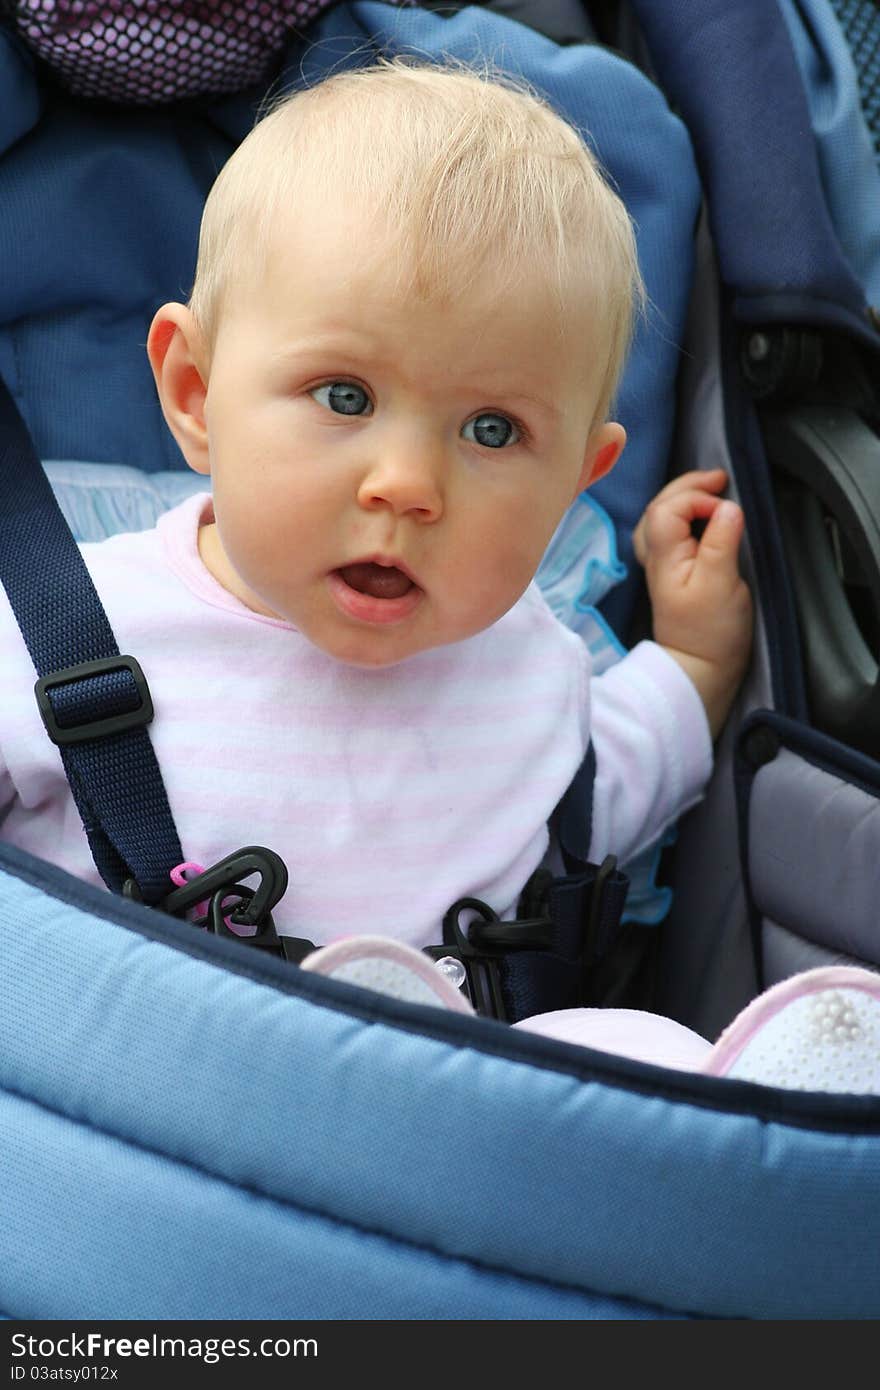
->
xmin=514 ymin=1007 xmax=713 ymax=1071
xmin=515 ymin=966 xmax=880 ymax=1095
xmin=702 ymin=965 xmax=880 ymax=1094
xmin=301 ymin=940 xmax=880 ymax=1097
xmin=300 ymin=935 xmax=475 ymax=1014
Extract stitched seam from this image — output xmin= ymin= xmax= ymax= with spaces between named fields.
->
xmin=0 ymin=1077 xmax=678 ymax=1319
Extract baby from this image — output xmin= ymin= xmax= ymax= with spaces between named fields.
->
xmin=0 ymin=58 xmax=752 ymax=953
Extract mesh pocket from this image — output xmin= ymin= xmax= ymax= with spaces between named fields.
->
xmin=1 ymin=0 xmax=339 ymax=105
xmin=830 ymin=0 xmax=880 ymax=160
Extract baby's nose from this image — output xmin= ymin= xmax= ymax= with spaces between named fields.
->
xmin=357 ymin=449 xmax=444 ymax=521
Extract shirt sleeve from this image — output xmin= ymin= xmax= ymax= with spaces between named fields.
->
xmin=587 ymin=639 xmax=713 ymax=864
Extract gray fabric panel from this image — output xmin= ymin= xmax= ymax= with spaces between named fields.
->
xmin=654 ymin=215 xmax=764 ymax=1039
xmin=749 ymin=747 xmax=880 ymax=965
xmin=762 ymin=916 xmax=880 ymax=987
xmin=658 ymin=708 xmax=759 ymax=1041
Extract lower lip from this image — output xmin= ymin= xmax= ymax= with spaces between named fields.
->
xmin=327 ymin=570 xmax=423 ymax=625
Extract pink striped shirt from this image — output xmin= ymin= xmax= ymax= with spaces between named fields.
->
xmin=0 ymin=493 xmax=711 ymax=947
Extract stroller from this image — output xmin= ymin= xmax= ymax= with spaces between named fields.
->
xmin=1 ymin=0 xmax=879 ymax=1320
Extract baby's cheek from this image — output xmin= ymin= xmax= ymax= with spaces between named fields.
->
xmin=471 ymin=548 xmax=537 ymax=627
xmin=497 ymin=526 xmax=549 ymax=586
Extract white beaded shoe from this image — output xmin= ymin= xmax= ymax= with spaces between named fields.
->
xmin=300 ymin=935 xmax=475 ymax=1014
xmin=703 ymin=966 xmax=880 ymax=1094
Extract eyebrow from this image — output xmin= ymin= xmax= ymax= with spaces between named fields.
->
xmin=269 ymin=335 xmax=375 ymax=364
xmin=492 ymin=389 xmax=562 ymax=422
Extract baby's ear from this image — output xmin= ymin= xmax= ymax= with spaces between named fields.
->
xmin=576 ymin=421 xmax=626 ymax=495
xmin=147 ymin=304 xmax=211 ymax=476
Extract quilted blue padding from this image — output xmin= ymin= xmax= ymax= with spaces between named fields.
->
xmin=2 ymin=853 xmax=879 ymax=1321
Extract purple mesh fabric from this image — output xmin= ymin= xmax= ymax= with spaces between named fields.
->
xmin=1 ymin=0 xmax=340 ymax=105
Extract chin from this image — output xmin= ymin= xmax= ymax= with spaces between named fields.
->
xmin=316 ymin=623 xmax=448 ymax=668
xmin=327 ymin=642 xmax=421 ymax=670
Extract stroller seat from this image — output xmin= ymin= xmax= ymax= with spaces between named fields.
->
xmin=1 ymin=0 xmax=879 ymax=1321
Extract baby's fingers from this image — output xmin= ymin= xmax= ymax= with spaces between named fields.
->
xmin=635 ymin=486 xmax=730 ymax=568
xmin=651 ymin=468 xmax=728 ymax=503
xmin=692 ymin=498 xmax=745 ymax=576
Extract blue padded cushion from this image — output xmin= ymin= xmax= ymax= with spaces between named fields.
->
xmin=2 ymin=848 xmax=880 ymax=1321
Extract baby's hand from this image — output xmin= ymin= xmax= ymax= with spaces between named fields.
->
xmin=633 ymin=468 xmax=753 ymax=738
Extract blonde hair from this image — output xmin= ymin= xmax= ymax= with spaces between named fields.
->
xmin=189 ymin=55 xmax=644 ymax=426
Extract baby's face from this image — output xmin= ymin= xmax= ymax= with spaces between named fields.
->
xmin=198 ymin=208 xmax=616 ymax=667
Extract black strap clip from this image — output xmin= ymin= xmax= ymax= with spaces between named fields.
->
xmin=425 ymin=896 xmax=554 ymax=1022
xmin=582 ymin=854 xmax=621 ymax=965
xmin=149 ymin=846 xmax=311 ymax=964
xmin=428 ymin=854 xmax=627 ymax=1023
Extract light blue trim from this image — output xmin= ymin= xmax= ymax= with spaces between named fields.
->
xmin=576 ymin=491 xmax=627 ymax=583
xmin=43 ymin=460 xmax=205 ymax=542
xmin=538 ymin=492 xmax=626 ymax=600
xmin=579 ymin=602 xmax=629 ymax=668
xmin=621 ymin=829 xmax=676 ymax=926
xmin=537 ymin=493 xmax=630 ymax=661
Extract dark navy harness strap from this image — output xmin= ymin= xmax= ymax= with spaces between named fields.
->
xmin=497 ymin=742 xmax=630 ymax=1021
xmin=554 ymin=739 xmax=596 ymax=872
xmin=0 ymin=374 xmax=183 ymax=901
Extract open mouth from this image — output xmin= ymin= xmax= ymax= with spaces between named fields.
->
xmin=338 ymin=561 xmax=414 ymax=601
xmin=328 ymin=560 xmax=423 ymax=626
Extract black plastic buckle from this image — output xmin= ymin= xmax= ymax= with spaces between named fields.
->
xmin=425 ymin=897 xmax=554 ymax=1021
xmin=159 ymin=846 xmax=288 ymax=926
xmin=156 ymin=846 xmax=312 ymax=965
xmin=583 ymin=854 xmax=619 ymax=962
xmin=206 ymin=890 xmax=313 ymax=965
xmin=133 ymin=846 xmax=309 ymax=965
xmin=35 ymin=655 xmax=153 ymax=746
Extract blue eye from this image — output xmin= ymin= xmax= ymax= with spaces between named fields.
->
xmin=462 ymin=413 xmax=520 ymax=448
xmin=311 ymin=381 xmax=372 ymax=416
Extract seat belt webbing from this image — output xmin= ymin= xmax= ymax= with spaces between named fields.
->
xmin=0 ymin=374 xmax=183 ymax=902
